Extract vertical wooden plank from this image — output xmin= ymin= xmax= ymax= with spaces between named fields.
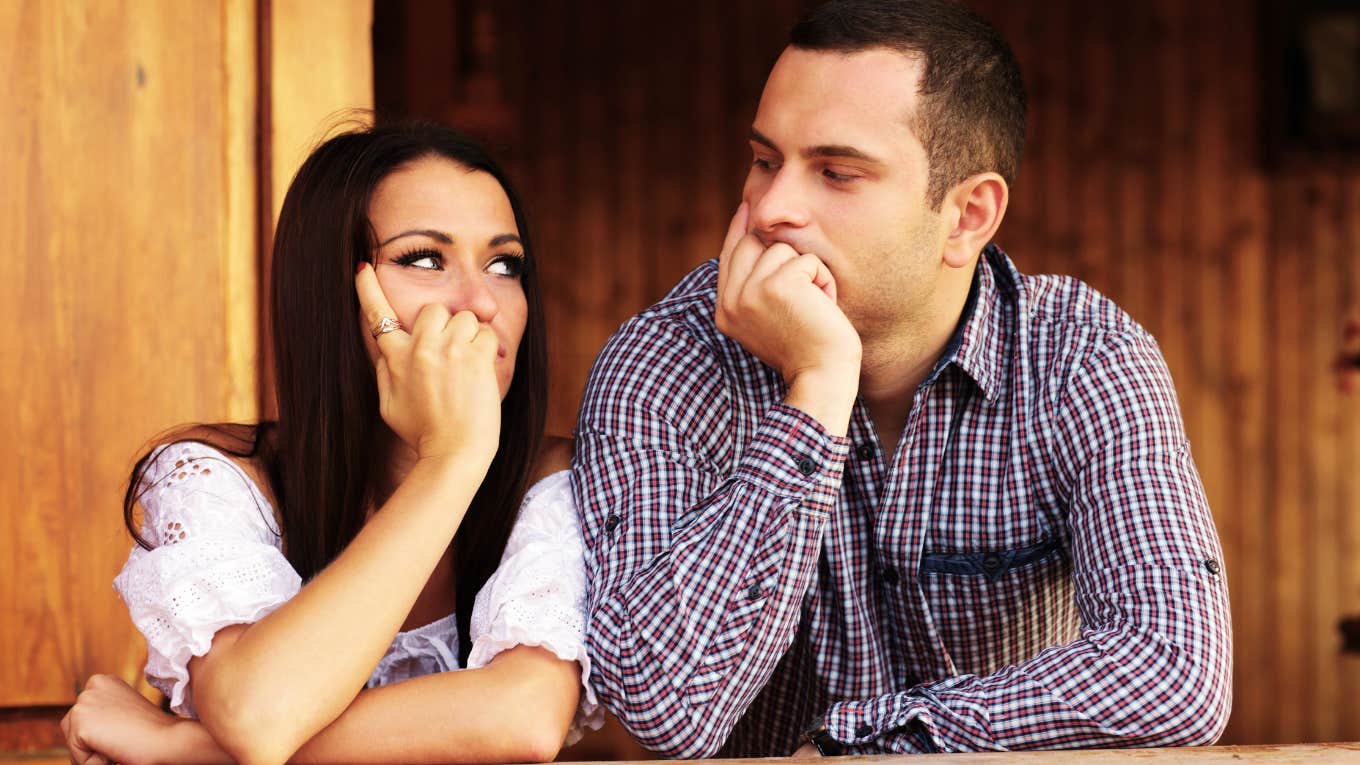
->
xmin=224 ymin=0 xmax=260 ymax=439
xmin=0 ymin=0 xmax=238 ymax=708
xmin=0 ymin=1 xmax=261 ymax=753
xmin=1341 ymin=173 xmax=1360 ymax=742
xmin=1218 ymin=0 xmax=1270 ymax=743
xmin=268 ymin=0 xmax=373 ymax=226
xmin=1269 ymin=171 xmax=1307 ymax=744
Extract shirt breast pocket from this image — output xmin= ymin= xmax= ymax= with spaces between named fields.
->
xmin=918 ymin=535 xmax=1076 ymax=677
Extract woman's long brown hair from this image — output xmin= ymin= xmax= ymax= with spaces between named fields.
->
xmin=122 ymin=122 xmax=547 ymax=664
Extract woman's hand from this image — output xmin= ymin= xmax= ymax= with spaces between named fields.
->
xmin=61 ymin=674 xmax=226 ymax=765
xmin=356 ymin=263 xmax=502 ymax=466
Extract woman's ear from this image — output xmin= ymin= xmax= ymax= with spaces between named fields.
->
xmin=941 ymin=172 xmax=1008 ymax=269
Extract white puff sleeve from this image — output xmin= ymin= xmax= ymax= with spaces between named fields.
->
xmin=112 ymin=441 xmax=301 ymax=718
xmin=467 ymin=470 xmax=603 ymax=745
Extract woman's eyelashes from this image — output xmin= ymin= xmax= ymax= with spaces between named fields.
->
xmin=391 ymin=246 xmax=526 ymax=278
xmin=393 ymin=247 xmax=443 ymax=270
xmin=487 ymin=251 xmax=526 ymax=278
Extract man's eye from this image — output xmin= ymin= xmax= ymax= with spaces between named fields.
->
xmin=822 ymin=168 xmax=857 ymax=183
xmin=752 ymin=157 xmax=776 ymax=172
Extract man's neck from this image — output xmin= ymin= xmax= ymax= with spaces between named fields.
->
xmin=858 ymin=268 xmax=976 ymax=460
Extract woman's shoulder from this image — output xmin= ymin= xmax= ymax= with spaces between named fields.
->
xmin=510 ymin=436 xmax=578 ymax=540
xmin=138 ymin=426 xmax=275 ymax=504
xmin=132 ymin=428 xmax=281 ymax=543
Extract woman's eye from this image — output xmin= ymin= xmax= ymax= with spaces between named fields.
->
xmin=394 ymin=248 xmax=444 ymax=270
xmin=487 ymin=254 xmax=526 ymax=278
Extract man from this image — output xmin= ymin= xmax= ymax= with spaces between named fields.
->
xmin=573 ymin=0 xmax=1232 ymax=756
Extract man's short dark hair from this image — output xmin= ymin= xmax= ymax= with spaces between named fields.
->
xmin=791 ymin=0 xmax=1026 ymax=209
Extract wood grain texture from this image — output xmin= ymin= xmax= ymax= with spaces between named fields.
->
xmin=0 ymin=0 xmax=254 ymax=716
xmin=0 ymin=0 xmax=371 ymax=754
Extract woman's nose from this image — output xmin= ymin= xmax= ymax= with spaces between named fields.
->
xmin=447 ymin=267 xmax=500 ymax=323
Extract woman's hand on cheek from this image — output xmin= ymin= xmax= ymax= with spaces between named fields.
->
xmin=356 ymin=264 xmax=502 ymax=469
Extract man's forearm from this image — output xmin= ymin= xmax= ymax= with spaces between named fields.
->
xmin=582 ymin=406 xmax=848 ymax=758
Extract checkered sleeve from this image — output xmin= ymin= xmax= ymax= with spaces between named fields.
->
xmin=574 ymin=313 xmax=849 ymax=758
xmin=819 ymin=328 xmax=1232 ymax=753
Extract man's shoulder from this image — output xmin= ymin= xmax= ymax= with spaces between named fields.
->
xmin=637 ymin=259 xmax=720 ymax=324
xmin=608 ymin=259 xmax=723 ymax=348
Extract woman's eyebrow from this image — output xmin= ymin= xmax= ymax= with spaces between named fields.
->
xmin=378 ymin=228 xmax=454 ymax=247
xmin=489 ymin=233 xmax=522 ymax=247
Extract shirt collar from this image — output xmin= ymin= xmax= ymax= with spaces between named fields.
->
xmin=920 ymin=243 xmax=1019 ymax=402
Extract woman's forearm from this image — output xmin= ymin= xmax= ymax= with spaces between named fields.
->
xmin=166 ymin=647 xmax=579 ymax=765
xmin=192 ymin=455 xmax=488 ymax=765
xmin=292 ymin=646 xmax=579 ymax=764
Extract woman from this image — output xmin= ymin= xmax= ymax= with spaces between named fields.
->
xmin=61 ymin=122 xmax=599 ymax=765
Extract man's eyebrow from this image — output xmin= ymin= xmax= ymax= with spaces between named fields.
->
xmin=749 ymin=127 xmax=884 ymax=165
xmin=377 ymin=229 xmax=454 ymax=247
xmin=805 ymin=143 xmax=883 ymax=164
xmin=750 ymin=127 xmax=782 ymax=154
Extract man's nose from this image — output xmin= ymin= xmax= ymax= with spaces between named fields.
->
xmin=749 ymin=166 xmax=811 ymax=232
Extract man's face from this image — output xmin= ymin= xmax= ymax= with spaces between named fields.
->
xmin=742 ymin=46 xmax=948 ymax=342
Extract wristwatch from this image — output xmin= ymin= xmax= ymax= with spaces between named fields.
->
xmin=800 ymin=723 xmax=844 ymax=756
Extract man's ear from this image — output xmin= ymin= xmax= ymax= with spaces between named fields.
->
xmin=941 ymin=172 xmax=1008 ymax=269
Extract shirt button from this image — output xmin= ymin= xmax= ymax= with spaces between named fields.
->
xmin=746 ymin=583 xmax=766 ymax=600
xmin=856 ymin=444 xmax=876 ymax=460
xmin=604 ymin=514 xmax=620 ymax=533
xmin=797 ymin=458 xmax=816 ymax=476
xmin=1203 ymin=558 xmax=1221 ymax=575
xmin=880 ymin=565 xmax=900 ymax=586
xmin=855 ymin=724 xmax=874 ymax=739
xmin=981 ymin=553 xmax=1003 ymax=575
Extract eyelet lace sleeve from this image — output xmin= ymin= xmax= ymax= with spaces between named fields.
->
xmin=112 ymin=441 xmax=301 ymax=718
xmin=467 ymin=470 xmax=603 ymax=745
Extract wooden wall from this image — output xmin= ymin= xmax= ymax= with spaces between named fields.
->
xmin=376 ymin=0 xmax=1360 ymax=747
xmin=2 ymin=0 xmax=1356 ymax=757
xmin=0 ymin=0 xmax=371 ymax=756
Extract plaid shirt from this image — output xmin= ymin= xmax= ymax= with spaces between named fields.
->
xmin=572 ymin=245 xmax=1232 ymax=757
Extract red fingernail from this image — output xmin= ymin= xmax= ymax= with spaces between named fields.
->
xmin=356 ymin=261 xmax=367 ymax=275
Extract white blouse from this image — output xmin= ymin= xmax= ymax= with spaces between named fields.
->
xmin=113 ymin=441 xmax=601 ymax=744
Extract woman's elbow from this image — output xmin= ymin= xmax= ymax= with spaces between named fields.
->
xmin=195 ymin=682 xmax=300 ymax=765
xmin=500 ymin=672 xmax=576 ymax=761
xmin=511 ymin=725 xmax=568 ymax=763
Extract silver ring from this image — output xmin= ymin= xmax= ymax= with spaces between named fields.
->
xmin=370 ymin=316 xmax=403 ymax=339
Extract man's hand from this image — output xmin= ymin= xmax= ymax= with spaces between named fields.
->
xmin=715 ymin=202 xmax=862 ymax=435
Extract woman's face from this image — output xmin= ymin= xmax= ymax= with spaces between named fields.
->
xmin=366 ymin=157 xmax=529 ymax=399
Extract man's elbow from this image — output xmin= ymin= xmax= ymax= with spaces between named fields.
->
xmin=1176 ymin=678 xmax=1231 ymax=746
xmin=614 ymin=707 xmax=727 ymax=759
xmin=1167 ymin=632 xmax=1232 ymax=746
xmin=1126 ymin=655 xmax=1232 ymax=747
